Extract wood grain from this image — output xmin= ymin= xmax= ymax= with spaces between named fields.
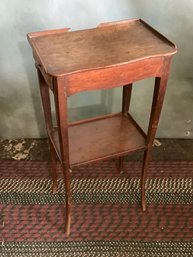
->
xmin=28 ymin=19 xmax=176 ymax=76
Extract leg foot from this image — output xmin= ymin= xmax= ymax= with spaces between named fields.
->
xmin=49 ymin=142 xmax=58 ymax=194
xmin=64 ymin=208 xmax=71 ymax=236
xmin=62 ymin=167 xmax=72 ymax=236
xmin=141 ymin=149 xmax=150 ymax=211
xmin=115 ymin=156 xmax=124 ymax=174
xmin=52 ymin=179 xmax=58 ymax=194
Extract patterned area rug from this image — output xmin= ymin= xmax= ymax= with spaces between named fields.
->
xmin=0 ymin=161 xmax=193 ymax=256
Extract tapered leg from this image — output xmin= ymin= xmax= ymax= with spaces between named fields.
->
xmin=117 ymin=84 xmax=133 ymax=173
xmin=122 ymin=84 xmax=132 ymax=116
xmin=141 ymin=149 xmax=151 ymax=211
xmin=61 ymin=163 xmax=71 ymax=236
xmin=141 ymin=57 xmax=171 ymax=211
xmin=54 ymin=77 xmax=71 ymax=236
xmin=37 ymin=69 xmax=58 ymax=193
xmin=49 ymin=139 xmax=58 ymax=193
xmin=117 ymin=156 xmax=124 ymax=174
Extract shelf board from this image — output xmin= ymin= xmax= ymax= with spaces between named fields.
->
xmin=51 ymin=113 xmax=147 ymax=167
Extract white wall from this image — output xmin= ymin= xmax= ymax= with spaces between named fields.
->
xmin=0 ymin=0 xmax=193 ymax=138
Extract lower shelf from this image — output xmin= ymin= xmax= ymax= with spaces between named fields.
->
xmin=51 ymin=113 xmax=147 ymax=167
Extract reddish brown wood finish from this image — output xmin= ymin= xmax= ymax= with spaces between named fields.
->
xmin=118 ymin=83 xmax=133 ymax=173
xmin=37 ymin=70 xmax=58 ymax=193
xmin=28 ymin=19 xmax=175 ymax=76
xmin=52 ymin=113 xmax=147 ymax=167
xmin=66 ymin=57 xmax=164 ymax=96
xmin=27 ymin=19 xmax=177 ymax=235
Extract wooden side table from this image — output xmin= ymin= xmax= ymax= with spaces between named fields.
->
xmin=27 ymin=19 xmax=177 ymax=235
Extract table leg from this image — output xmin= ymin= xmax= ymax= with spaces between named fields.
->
xmin=117 ymin=84 xmax=133 ymax=173
xmin=49 ymin=139 xmax=58 ymax=193
xmin=37 ymin=69 xmax=58 ymax=193
xmin=122 ymin=84 xmax=132 ymax=116
xmin=54 ymin=77 xmax=71 ymax=236
xmin=141 ymin=58 xmax=171 ymax=211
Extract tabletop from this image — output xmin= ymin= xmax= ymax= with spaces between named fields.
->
xmin=27 ymin=19 xmax=177 ymax=77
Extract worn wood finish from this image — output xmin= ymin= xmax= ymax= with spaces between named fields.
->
xmin=27 ymin=19 xmax=177 ymax=235
xmin=37 ymin=69 xmax=52 ymax=132
xmin=141 ymin=57 xmax=172 ymax=211
xmin=53 ymin=77 xmax=71 ymax=235
xmin=122 ymin=84 xmax=132 ymax=116
xmin=37 ymin=70 xmax=58 ymax=193
xmin=100 ymin=19 xmax=135 ymax=178
xmin=52 ymin=113 xmax=147 ymax=167
xmin=49 ymin=138 xmax=57 ymax=194
xmin=27 ymin=19 xmax=176 ymax=76
xmin=118 ymin=84 xmax=133 ymax=173
xmin=64 ymin=57 xmax=163 ymax=96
